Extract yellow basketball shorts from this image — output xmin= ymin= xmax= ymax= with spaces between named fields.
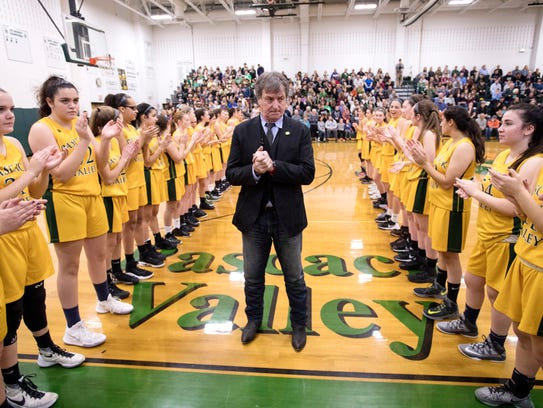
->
xmin=144 ymin=168 xmax=167 ymax=206
xmin=495 ymin=257 xmax=543 ymax=336
xmin=43 ymin=191 xmax=108 ymax=243
xmin=406 ymin=178 xmax=429 ymax=215
xmin=103 ymin=195 xmax=129 ymax=234
xmin=127 ymin=184 xmax=147 ymax=212
xmin=428 ymin=204 xmax=470 ymax=253
xmin=467 ymin=237 xmax=516 ymax=292
xmin=0 ymin=222 xmax=55 ymax=303
xmin=166 ymin=177 xmax=186 ymax=202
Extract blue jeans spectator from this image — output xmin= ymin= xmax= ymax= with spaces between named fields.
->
xmin=242 ymin=209 xmax=308 ymax=327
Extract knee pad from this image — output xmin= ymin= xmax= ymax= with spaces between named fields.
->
xmin=22 ymin=281 xmax=48 ymax=332
xmin=4 ymin=299 xmax=23 ymax=346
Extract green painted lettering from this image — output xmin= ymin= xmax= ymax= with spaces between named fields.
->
xmin=168 ymin=252 xmax=215 ymax=273
xmin=373 ymin=300 xmax=434 ymax=360
xmin=320 ymin=298 xmax=380 ymax=338
xmin=354 ymin=255 xmax=400 ymax=278
xmin=216 ymin=253 xmax=243 ymax=274
xmin=177 ymin=294 xmax=239 ymax=331
xmin=304 ymin=255 xmax=353 ymax=277
xmin=129 ymin=282 xmax=206 ymax=328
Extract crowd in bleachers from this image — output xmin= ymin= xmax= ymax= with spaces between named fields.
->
xmin=165 ymin=63 xmax=542 ymax=143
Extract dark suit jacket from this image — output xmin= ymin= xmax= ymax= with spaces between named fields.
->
xmin=226 ymin=115 xmax=315 ymax=237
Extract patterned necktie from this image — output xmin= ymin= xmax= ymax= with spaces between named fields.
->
xmin=265 ymin=122 xmax=275 ymax=146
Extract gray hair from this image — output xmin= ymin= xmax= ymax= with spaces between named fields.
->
xmin=254 ymin=72 xmax=289 ymax=100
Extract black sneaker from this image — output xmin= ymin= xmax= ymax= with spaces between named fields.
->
xmin=165 ymin=232 xmax=182 ymax=244
xmin=413 ymin=281 xmax=446 ymax=298
xmin=423 ymin=298 xmax=459 ymax=320
xmin=392 ymin=243 xmax=410 ymax=254
xmin=399 ymin=256 xmax=425 ymax=270
xmin=394 ymin=252 xmax=416 ymax=262
xmin=139 ymin=250 xmax=165 ymax=268
xmin=390 ymin=237 xmax=408 ymax=249
xmin=181 ymin=222 xmax=195 ymax=232
xmin=377 ymin=220 xmax=400 ymax=231
xmin=185 ymin=214 xmax=200 ymax=226
xmin=108 ymin=281 xmax=130 ymax=300
xmin=191 ymin=207 xmax=207 ymax=218
xmin=375 ymin=212 xmax=390 ymax=222
xmin=173 ymin=227 xmax=191 ymax=237
xmin=145 ymin=242 xmax=167 ymax=261
xmin=408 ymin=267 xmax=435 ymax=283
xmin=184 ymin=214 xmax=200 ymax=226
xmin=111 ymin=269 xmax=139 ymax=285
xmin=126 ymin=260 xmax=155 ymax=279
xmin=390 ymin=226 xmax=408 ymax=237
xmin=211 ymin=188 xmax=223 ymax=197
xmin=200 ymin=200 xmax=215 ymax=210
xmin=155 ymin=235 xmax=177 ymax=250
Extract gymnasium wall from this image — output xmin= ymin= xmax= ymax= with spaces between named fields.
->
xmin=0 ymin=0 xmax=153 ymax=111
xmin=0 ymin=1 xmax=540 ymax=111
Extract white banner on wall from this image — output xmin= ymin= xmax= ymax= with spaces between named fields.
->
xmin=2 ymin=26 xmax=32 ymax=63
xmin=43 ymin=37 xmax=66 ymax=70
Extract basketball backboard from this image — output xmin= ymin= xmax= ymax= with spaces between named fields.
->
xmin=62 ymin=16 xmax=109 ymax=66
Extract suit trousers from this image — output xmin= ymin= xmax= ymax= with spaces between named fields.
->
xmin=241 ymin=208 xmax=308 ymax=327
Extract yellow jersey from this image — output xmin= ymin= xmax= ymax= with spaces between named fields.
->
xmin=515 ymin=166 xmax=543 ymax=268
xmin=477 ymin=149 xmax=521 ymax=243
xmin=39 ymin=117 xmax=100 ymax=196
xmin=97 ymin=136 xmax=128 ymax=197
xmin=123 ymin=124 xmax=145 ymax=189
xmin=429 ymin=137 xmax=475 ymax=212
xmin=0 ymin=138 xmax=34 ymax=231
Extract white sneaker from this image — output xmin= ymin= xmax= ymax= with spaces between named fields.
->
xmin=6 ymin=375 xmax=58 ymax=408
xmin=370 ymin=193 xmax=381 ymax=200
xmin=96 ymin=294 xmax=134 ymax=315
xmin=37 ymin=344 xmax=85 ymax=368
xmin=63 ymin=320 xmax=106 ymax=348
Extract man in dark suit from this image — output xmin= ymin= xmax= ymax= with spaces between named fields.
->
xmin=226 ymin=72 xmax=315 ymax=352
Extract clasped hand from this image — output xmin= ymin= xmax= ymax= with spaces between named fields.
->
xmin=252 ymin=146 xmax=273 ymax=175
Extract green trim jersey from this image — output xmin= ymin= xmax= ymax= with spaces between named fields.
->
xmin=429 ymin=137 xmax=475 ymax=212
xmin=39 ymin=117 xmax=100 ymax=196
xmin=97 ymin=136 xmax=128 ymax=197
xmin=123 ymin=124 xmax=145 ymax=189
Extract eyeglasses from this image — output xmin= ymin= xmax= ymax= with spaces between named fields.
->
xmin=126 ymin=105 xmax=138 ymax=110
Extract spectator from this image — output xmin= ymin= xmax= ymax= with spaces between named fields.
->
xmin=325 ymin=115 xmax=338 ymax=142
xmin=485 ymin=115 xmax=500 ymax=141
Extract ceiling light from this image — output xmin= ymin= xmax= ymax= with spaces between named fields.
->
xmin=354 ymin=3 xmax=378 ymax=10
xmin=235 ymin=9 xmax=256 ymax=15
xmin=151 ymin=14 xmax=172 ymax=20
xmin=448 ymin=0 xmax=473 ymax=5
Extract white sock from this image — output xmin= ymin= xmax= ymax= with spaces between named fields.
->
xmin=173 ymin=218 xmax=181 ymax=229
xmin=391 ymin=214 xmax=398 ymax=223
xmin=164 ymin=225 xmax=173 ymax=234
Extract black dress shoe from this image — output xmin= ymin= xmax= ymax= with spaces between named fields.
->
xmin=241 ymin=321 xmax=260 ymax=344
xmin=291 ymin=326 xmax=307 ymax=352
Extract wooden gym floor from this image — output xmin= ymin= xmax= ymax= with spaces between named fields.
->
xmin=15 ymin=140 xmax=543 ymax=407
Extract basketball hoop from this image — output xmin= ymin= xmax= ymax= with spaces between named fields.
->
xmin=89 ymin=55 xmax=115 ymax=69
